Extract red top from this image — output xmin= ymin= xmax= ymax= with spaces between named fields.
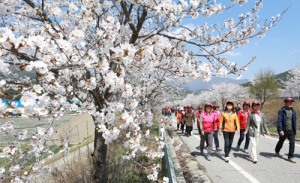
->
xmin=238 ymin=110 xmax=251 ymax=129
xmin=213 ymin=111 xmax=220 ymax=131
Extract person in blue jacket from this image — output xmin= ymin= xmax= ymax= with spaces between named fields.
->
xmin=275 ymin=97 xmax=297 ymax=163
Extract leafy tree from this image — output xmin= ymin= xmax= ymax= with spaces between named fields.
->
xmin=249 ymin=68 xmax=280 ymax=109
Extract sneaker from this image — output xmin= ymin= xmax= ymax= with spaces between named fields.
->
xmin=225 ymin=157 xmax=230 ymax=162
xmin=288 ymin=158 xmax=296 ymax=163
xmin=275 ymin=152 xmax=280 ymax=157
xmin=185 ymin=132 xmax=187 ymax=135
xmin=180 ymin=129 xmax=182 ymax=131
xmin=244 ymin=149 xmax=249 ymax=154
xmin=206 ymin=155 xmax=211 ymax=161
xmin=253 ymin=157 xmax=258 ymax=163
xmin=177 ymin=128 xmax=179 ymax=131
xmin=200 ymin=150 xmax=204 ymax=155
xmin=182 ymin=131 xmax=184 ymax=134
xmin=236 ymin=145 xmax=240 ymax=151
xmin=187 ymin=134 xmax=190 ymax=137
xmin=249 ymin=154 xmax=253 ymax=160
xmin=216 ymin=147 xmax=222 ymax=152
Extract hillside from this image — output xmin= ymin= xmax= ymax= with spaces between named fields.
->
xmin=0 ymin=66 xmax=36 ymax=101
xmin=241 ymin=71 xmax=289 ymax=87
xmin=180 ymin=77 xmax=249 ymax=92
xmin=0 ymin=65 xmax=36 ymax=79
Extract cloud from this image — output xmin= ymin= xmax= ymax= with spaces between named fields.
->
xmin=224 ymin=51 xmax=242 ymax=57
xmin=290 ymin=50 xmax=298 ymax=54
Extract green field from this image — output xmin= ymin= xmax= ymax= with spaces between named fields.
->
xmin=0 ymin=115 xmax=79 ymax=147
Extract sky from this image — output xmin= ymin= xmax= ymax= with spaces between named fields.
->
xmin=179 ymin=0 xmax=300 ymax=80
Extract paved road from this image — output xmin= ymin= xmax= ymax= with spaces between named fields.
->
xmin=170 ymin=114 xmax=300 ymax=183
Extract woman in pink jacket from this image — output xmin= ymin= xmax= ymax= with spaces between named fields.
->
xmin=199 ymin=103 xmax=216 ymax=161
xmin=206 ymin=106 xmax=222 ymax=152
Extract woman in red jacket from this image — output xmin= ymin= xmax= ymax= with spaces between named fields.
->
xmin=199 ymin=103 xmax=215 ymax=161
xmin=236 ymin=101 xmax=251 ymax=154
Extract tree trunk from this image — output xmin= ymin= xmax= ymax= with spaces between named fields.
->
xmin=92 ymin=127 xmax=108 ymax=183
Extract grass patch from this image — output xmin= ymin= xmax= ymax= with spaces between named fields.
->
xmin=269 ymin=127 xmax=300 ymax=138
xmin=0 ymin=115 xmax=78 ymax=147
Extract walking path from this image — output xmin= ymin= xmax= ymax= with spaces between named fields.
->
xmin=170 ymin=114 xmax=300 ymax=183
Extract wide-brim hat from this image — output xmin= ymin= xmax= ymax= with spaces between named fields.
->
xmin=180 ymin=107 xmax=184 ymax=111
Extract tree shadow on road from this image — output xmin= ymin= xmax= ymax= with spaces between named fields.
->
xmin=232 ymin=153 xmax=253 ymax=163
xmin=259 ymin=152 xmax=287 ymax=161
xmin=286 ymin=153 xmax=300 ymax=159
xmin=190 ymin=151 xmax=202 ymax=157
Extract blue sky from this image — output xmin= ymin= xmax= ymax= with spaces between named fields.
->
xmin=180 ymin=0 xmax=300 ymax=80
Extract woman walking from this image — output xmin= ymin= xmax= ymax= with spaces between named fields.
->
xmin=237 ymin=101 xmax=251 ymax=154
xmin=184 ymin=106 xmax=195 ymax=137
xmin=219 ymin=101 xmax=240 ymax=162
xmin=199 ymin=103 xmax=215 ymax=161
xmin=197 ymin=106 xmax=203 ymax=135
xmin=177 ymin=107 xmax=184 ymax=131
xmin=207 ymin=106 xmax=222 ymax=152
xmin=245 ymin=101 xmax=270 ymax=163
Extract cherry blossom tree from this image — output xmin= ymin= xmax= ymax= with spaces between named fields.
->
xmin=0 ymin=0 xmax=286 ymax=182
xmin=200 ymin=81 xmax=249 ymax=108
xmin=282 ymin=66 xmax=300 ymax=100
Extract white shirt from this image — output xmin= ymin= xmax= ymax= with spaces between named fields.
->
xmin=255 ymin=114 xmax=261 ymax=133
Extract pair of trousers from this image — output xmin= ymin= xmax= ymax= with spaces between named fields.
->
xmin=180 ymin=122 xmax=185 ymax=132
xmin=186 ymin=126 xmax=192 ymax=135
xmin=250 ymin=132 xmax=260 ymax=158
xmin=238 ymin=129 xmax=250 ymax=149
xmin=206 ymin=130 xmax=220 ymax=148
xmin=223 ymin=131 xmax=235 ymax=157
xmin=200 ymin=131 xmax=214 ymax=156
xmin=198 ymin=126 xmax=201 ymax=135
xmin=177 ymin=122 xmax=180 ymax=129
xmin=275 ymin=130 xmax=295 ymax=158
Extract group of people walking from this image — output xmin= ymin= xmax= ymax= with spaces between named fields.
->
xmin=175 ymin=97 xmax=297 ymax=163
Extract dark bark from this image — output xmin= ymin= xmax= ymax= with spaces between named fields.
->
xmin=92 ymin=123 xmax=108 ymax=183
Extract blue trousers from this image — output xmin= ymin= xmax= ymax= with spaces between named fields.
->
xmin=237 ymin=129 xmax=250 ymax=149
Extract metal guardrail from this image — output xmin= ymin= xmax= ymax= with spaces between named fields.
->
xmin=159 ymin=124 xmax=177 ymax=183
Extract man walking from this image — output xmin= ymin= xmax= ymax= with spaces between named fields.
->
xmin=275 ymin=97 xmax=297 ymax=163
xmin=235 ymin=103 xmax=241 ymax=114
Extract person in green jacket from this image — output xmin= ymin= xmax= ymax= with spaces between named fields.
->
xmin=184 ymin=106 xmax=195 ymax=137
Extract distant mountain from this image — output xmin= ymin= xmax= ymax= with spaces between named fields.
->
xmin=241 ymin=71 xmax=289 ymax=87
xmin=180 ymin=77 xmax=249 ymax=92
xmin=0 ymin=65 xmax=36 ymax=79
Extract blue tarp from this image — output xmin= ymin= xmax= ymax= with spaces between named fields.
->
xmin=2 ymin=101 xmax=38 ymax=107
